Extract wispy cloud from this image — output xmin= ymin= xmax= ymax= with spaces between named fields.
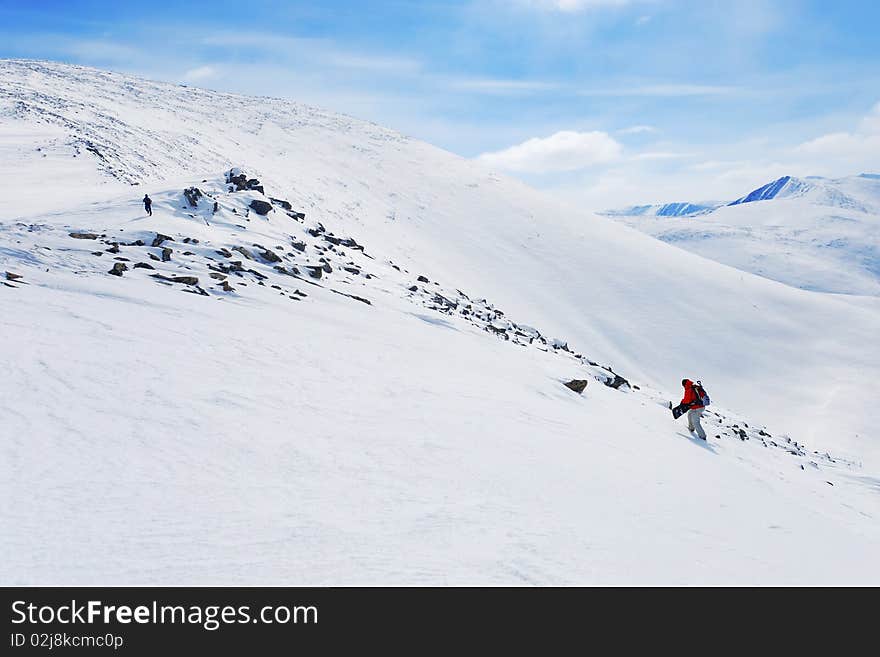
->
xmin=447 ymin=77 xmax=561 ymax=94
xmin=183 ymin=65 xmax=218 ymax=81
xmin=477 ymin=130 xmax=622 ymax=173
xmin=617 ymin=125 xmax=657 ymax=135
xmin=581 ymin=83 xmax=741 ymax=97
xmin=200 ymin=32 xmax=423 ymax=74
xmin=516 ymin=0 xmax=640 ymax=12
xmin=794 ymin=102 xmax=880 ymax=164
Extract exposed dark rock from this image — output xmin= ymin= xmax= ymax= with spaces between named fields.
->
xmin=108 ymin=262 xmax=128 ymax=276
xmin=150 ymin=274 xmax=199 ymax=286
xmin=151 ymin=233 xmax=173 ymax=247
xmin=161 ymin=247 xmax=172 ymax=262
xmin=603 ymin=373 xmax=630 ymax=390
xmin=305 ymin=265 xmax=323 ymax=279
xmin=148 ymin=253 xmax=160 ymax=261
xmin=321 ymin=262 xmax=332 ymax=274
xmin=133 ymin=263 xmax=155 ymax=270
xmin=183 ymin=251 xmax=195 ymax=256
xmin=331 ymin=289 xmax=371 ymax=305
xmin=287 ymin=211 xmax=306 ymax=221
xmin=5 ymin=272 xmax=23 ymax=281
xmin=259 ymin=249 xmax=281 ymax=263
xmin=219 ymin=280 xmax=234 ymax=292
xmin=92 ymin=251 xmax=103 ymax=256
xmin=344 ymin=267 xmax=360 ymax=275
xmin=564 ymin=379 xmax=589 ymax=394
xmin=307 ymin=223 xmax=326 ymax=237
xmin=249 ymin=200 xmax=273 ymax=215
xmin=106 ymin=244 xmax=120 ymax=254
xmin=270 ymin=198 xmax=292 ymax=210
xmin=209 ymin=272 xmax=227 ymax=280
xmin=290 ymin=241 xmax=306 ymax=252
xmin=231 ymin=246 xmax=254 ymax=260
xmin=274 ymin=265 xmax=300 ymax=276
xmin=69 ymin=232 xmax=99 ymax=240
xmin=417 ymin=275 xmax=430 ymax=283
xmin=216 ymin=248 xmax=233 ymax=258
xmin=183 ymin=187 xmax=203 ymax=208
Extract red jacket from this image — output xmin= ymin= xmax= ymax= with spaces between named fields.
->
xmin=680 ymin=379 xmax=704 ymax=409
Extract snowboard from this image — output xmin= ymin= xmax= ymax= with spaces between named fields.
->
xmin=671 ymin=403 xmax=689 ymax=420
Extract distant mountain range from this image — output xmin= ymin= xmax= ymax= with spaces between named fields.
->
xmin=602 ymin=173 xmax=880 ymax=296
xmin=603 ymin=173 xmax=880 ymax=218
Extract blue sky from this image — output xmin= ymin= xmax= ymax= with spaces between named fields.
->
xmin=1 ymin=0 xmax=878 ymax=206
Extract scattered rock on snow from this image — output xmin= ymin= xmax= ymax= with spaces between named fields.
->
xmin=69 ymin=232 xmax=99 ymax=240
xmin=183 ymin=187 xmax=203 ymax=207
xmin=150 ymin=274 xmax=199 ymax=286
xmin=270 ymin=197 xmax=292 ymax=210
xmin=259 ymin=248 xmax=281 ymax=263
xmin=564 ymin=379 xmax=589 ymax=394
xmin=249 ymin=200 xmax=273 ymax=215
xmin=603 ymin=373 xmax=630 ymax=390
xmin=108 ymin=262 xmax=128 ymax=276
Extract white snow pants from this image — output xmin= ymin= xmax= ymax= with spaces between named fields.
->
xmin=687 ymin=408 xmax=707 ymax=439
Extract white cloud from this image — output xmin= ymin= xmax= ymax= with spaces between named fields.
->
xmin=632 ymin=151 xmax=691 ymax=161
xmin=582 ymin=83 xmax=740 ymax=97
xmin=477 ymin=130 xmax=622 ymax=173
xmin=183 ymin=65 xmax=218 ymax=81
xmin=794 ymin=102 xmax=880 ymax=163
xmin=617 ymin=124 xmax=657 ymax=135
xmin=447 ymin=77 xmax=560 ymax=94
xmin=520 ymin=0 xmax=635 ymax=11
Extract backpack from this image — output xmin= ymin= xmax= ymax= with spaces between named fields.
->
xmin=693 ymin=380 xmax=711 ymax=407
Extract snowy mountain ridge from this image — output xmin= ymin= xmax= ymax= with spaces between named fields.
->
xmin=2 ymin=59 xmax=880 ymax=584
xmin=603 ymin=173 xmax=880 ymax=295
xmin=603 ymin=173 xmax=880 ymax=218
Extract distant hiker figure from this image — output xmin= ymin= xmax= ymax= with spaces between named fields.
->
xmin=677 ymin=379 xmax=708 ymax=440
xmin=143 ymin=194 xmax=152 ymax=216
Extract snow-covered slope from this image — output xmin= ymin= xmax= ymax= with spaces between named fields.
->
xmin=604 ymin=174 xmax=880 ymax=295
xmin=2 ymin=60 xmax=880 ymax=584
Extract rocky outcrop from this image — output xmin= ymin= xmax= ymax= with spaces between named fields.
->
xmin=603 ymin=373 xmax=630 ymax=390
xmin=152 ymin=233 xmax=172 ymax=247
xmin=270 ymin=198 xmax=292 ymax=210
xmin=108 ymin=262 xmax=128 ymax=276
xmin=225 ymin=169 xmax=264 ymax=194
xmin=259 ymin=248 xmax=281 ymax=263
xmin=564 ymin=379 xmax=589 ymax=394
xmin=150 ymin=274 xmax=199 ymax=286
xmin=69 ymin=232 xmax=99 ymax=240
xmin=249 ymin=200 xmax=273 ymax=215
xmin=183 ymin=187 xmax=202 ymax=208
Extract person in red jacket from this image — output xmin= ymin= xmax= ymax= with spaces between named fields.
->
xmin=680 ymin=379 xmax=707 ymax=440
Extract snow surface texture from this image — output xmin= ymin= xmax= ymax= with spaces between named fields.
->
xmin=603 ymin=174 xmax=880 ymax=296
xmin=2 ymin=60 xmax=879 ymax=584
